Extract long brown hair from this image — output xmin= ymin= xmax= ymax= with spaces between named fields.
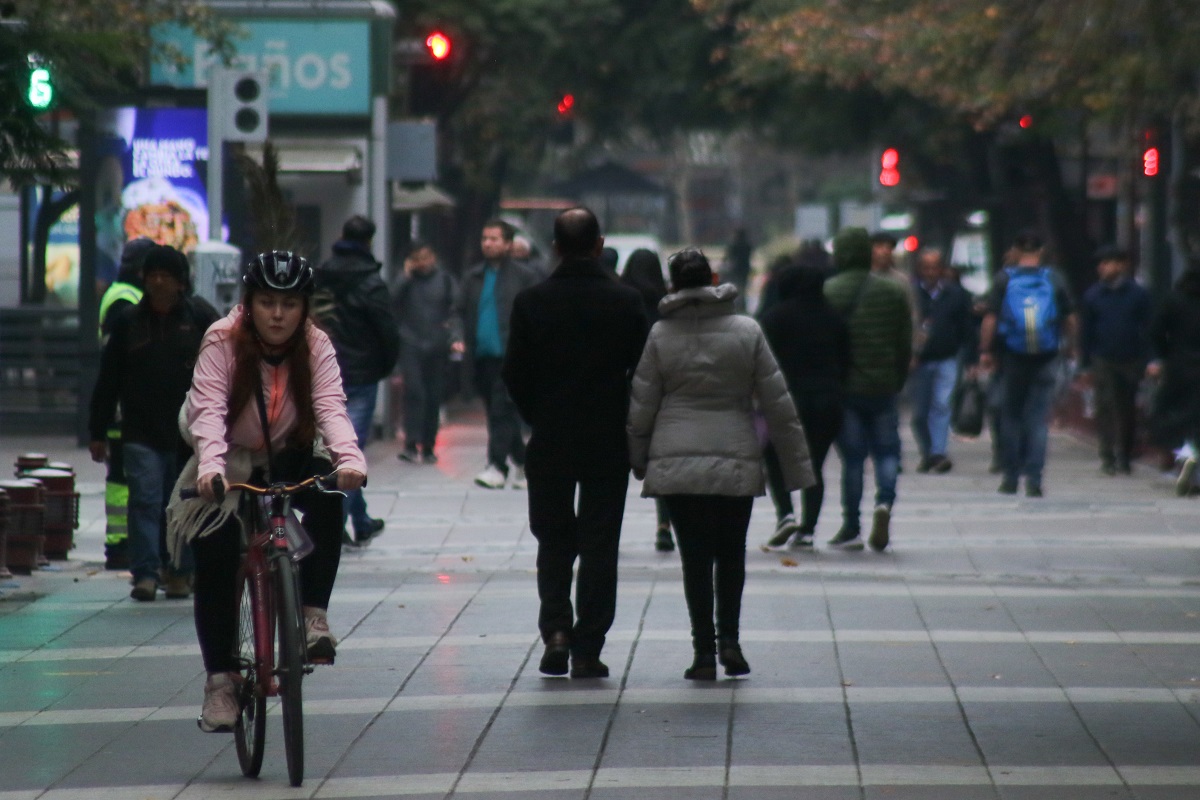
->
xmin=226 ymin=289 xmax=317 ymax=449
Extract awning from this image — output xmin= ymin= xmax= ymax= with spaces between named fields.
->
xmin=392 ymin=184 xmax=455 ymax=211
xmin=243 ymin=142 xmax=363 ymax=177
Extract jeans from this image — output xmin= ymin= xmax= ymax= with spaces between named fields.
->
xmin=1093 ymin=358 xmax=1142 ymax=468
xmin=910 ymin=357 xmax=959 ymax=460
xmin=835 ymin=394 xmax=901 ymax=531
xmin=124 ymin=442 xmax=189 ymax=583
xmin=473 ymin=356 xmax=526 ymax=471
xmin=401 ymin=348 xmax=448 ymax=455
xmin=998 ymin=355 xmax=1058 ymax=486
xmin=528 ymin=474 xmax=628 ymax=659
xmin=342 ymin=382 xmax=378 ymax=534
xmin=663 ymin=495 xmax=754 ymax=652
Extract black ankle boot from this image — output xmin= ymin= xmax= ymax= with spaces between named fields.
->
xmin=718 ymin=639 xmax=750 ymax=676
xmin=684 ymin=651 xmax=717 ymax=680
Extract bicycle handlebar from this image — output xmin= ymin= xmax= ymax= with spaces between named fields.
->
xmin=180 ymin=471 xmax=359 ymax=502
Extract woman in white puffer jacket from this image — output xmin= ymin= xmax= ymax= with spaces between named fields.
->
xmin=627 ymin=249 xmax=815 ymax=680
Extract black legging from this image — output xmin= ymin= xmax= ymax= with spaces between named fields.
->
xmin=765 ymin=400 xmax=842 ymax=531
xmin=192 ymin=487 xmax=343 ymax=673
xmin=662 ymin=494 xmax=754 ymax=653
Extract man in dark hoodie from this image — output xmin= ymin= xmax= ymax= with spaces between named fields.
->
xmin=89 ymin=245 xmax=219 ymax=600
xmin=315 ymin=215 xmax=401 ymax=544
xmin=823 ymin=227 xmax=912 ymax=552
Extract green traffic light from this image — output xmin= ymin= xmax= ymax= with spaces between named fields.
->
xmin=28 ymin=66 xmax=53 ymax=109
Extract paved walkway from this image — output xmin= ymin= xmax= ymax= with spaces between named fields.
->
xmin=2 ymin=415 xmax=1200 ymax=799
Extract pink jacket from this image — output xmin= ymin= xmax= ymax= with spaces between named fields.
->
xmin=187 ymin=306 xmax=367 ymax=479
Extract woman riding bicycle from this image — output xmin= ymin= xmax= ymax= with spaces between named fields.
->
xmin=167 ymin=251 xmax=367 ymax=733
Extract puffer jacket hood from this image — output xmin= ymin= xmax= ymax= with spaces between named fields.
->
xmin=658 ymin=282 xmax=738 ymax=316
xmin=834 ymin=227 xmax=871 ymax=272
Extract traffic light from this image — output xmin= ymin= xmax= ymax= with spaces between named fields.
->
xmin=549 ymin=93 xmax=575 ymax=145
xmin=426 ymin=31 xmax=451 ymax=61
xmin=1143 ymin=147 xmax=1160 ymax=177
xmin=879 ymin=147 xmax=900 ymax=186
xmin=213 ymin=68 xmax=268 ymax=142
xmin=26 ymin=57 xmax=53 ymax=110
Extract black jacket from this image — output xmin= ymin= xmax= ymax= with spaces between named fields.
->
xmin=454 ymin=257 xmax=539 ymax=380
xmin=914 ymin=280 xmax=974 ymax=363
xmin=759 ymin=276 xmax=851 ymax=409
xmin=502 ymin=257 xmax=650 ymax=480
xmin=88 ymin=295 xmax=219 ymax=450
xmin=390 ymin=267 xmax=457 ymax=356
xmin=314 ymin=240 xmax=401 ymax=386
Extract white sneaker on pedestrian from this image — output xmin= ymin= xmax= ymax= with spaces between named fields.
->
xmin=474 ymin=464 xmax=507 ymax=489
xmin=198 ymin=672 xmax=239 ymax=733
xmin=304 ymin=606 xmax=337 ymax=663
xmin=510 ymin=466 xmax=527 ymax=490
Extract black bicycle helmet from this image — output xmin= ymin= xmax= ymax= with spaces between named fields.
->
xmin=243 ymin=250 xmax=314 ymax=295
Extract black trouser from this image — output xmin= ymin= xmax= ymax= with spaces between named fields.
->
xmin=473 ymin=356 xmax=526 ymax=471
xmin=663 ymin=494 xmax=754 ymax=653
xmin=528 ymin=474 xmax=628 ymax=660
xmin=1093 ymin=358 xmax=1142 ymax=468
xmin=401 ymin=347 xmax=448 ymax=454
xmin=192 ymin=486 xmax=343 ymax=673
xmin=764 ymin=400 xmax=841 ymax=531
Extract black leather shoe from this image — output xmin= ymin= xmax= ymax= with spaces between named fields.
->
xmin=539 ymin=632 xmax=570 ymax=676
xmin=570 ymin=657 xmax=609 ymax=679
xmin=684 ymin=652 xmax=717 ymax=680
xmin=354 ymin=518 xmax=385 ymax=545
xmin=718 ymin=640 xmax=751 ymax=676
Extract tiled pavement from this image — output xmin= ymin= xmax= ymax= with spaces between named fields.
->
xmin=3 ymin=414 xmax=1200 ymax=799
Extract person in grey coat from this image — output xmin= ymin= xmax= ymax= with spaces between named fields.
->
xmin=627 ymin=249 xmax=815 ymax=681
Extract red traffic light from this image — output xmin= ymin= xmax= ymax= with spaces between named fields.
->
xmin=1019 ymin=115 xmax=1034 ymax=129
xmin=426 ymin=31 xmax=451 ymax=61
xmin=556 ymin=93 xmax=575 ymax=115
xmin=879 ymin=147 xmax=900 ymax=186
xmin=1143 ymin=147 xmax=1160 ymax=177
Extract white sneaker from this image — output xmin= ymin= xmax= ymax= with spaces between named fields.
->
xmin=304 ymin=606 xmax=337 ymax=663
xmin=510 ymin=466 xmax=527 ymax=490
xmin=474 ymin=464 xmax=507 ymax=489
xmin=198 ymin=672 xmax=239 ymax=732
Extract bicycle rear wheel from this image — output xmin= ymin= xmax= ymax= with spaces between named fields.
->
xmin=275 ymin=555 xmax=306 ymax=787
xmin=233 ymin=567 xmax=267 ymax=777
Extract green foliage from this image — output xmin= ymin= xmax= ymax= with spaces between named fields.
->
xmin=0 ymin=0 xmax=232 ymax=187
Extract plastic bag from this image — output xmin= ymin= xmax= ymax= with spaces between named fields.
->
xmin=952 ymin=376 xmax=985 ymax=437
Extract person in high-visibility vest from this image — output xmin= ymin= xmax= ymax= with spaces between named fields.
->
xmin=97 ymin=238 xmax=154 ymax=570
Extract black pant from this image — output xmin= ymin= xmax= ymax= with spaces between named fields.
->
xmin=528 ymin=474 xmax=628 ymax=659
xmin=473 ymin=356 xmax=526 ymax=471
xmin=1093 ymin=358 xmax=1141 ymax=468
xmin=765 ymin=400 xmax=841 ymax=531
xmin=401 ymin=347 xmax=448 ymax=454
xmin=663 ymin=494 xmax=754 ymax=653
xmin=192 ymin=486 xmax=343 ymax=673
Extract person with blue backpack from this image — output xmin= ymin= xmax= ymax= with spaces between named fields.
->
xmin=977 ymin=232 xmax=1079 ymax=497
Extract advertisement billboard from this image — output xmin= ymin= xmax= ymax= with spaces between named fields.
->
xmin=93 ymin=106 xmax=210 ymax=284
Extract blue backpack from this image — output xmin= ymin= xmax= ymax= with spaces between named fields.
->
xmin=998 ymin=266 xmax=1059 ymax=354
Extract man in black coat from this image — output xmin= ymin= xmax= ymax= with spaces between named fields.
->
xmin=315 ymin=215 xmax=401 ymax=544
xmin=89 ymin=245 xmax=219 ymax=601
xmin=503 ymin=207 xmax=650 ymax=679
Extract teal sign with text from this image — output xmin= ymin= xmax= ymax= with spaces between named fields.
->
xmin=151 ymin=19 xmax=372 ymax=115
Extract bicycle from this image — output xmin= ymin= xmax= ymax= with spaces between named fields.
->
xmin=182 ymin=471 xmax=344 ymax=787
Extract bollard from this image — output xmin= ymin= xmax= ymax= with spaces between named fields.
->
xmin=0 ymin=489 xmax=11 ymax=580
xmin=24 ymin=467 xmax=78 ymax=560
xmin=0 ymin=479 xmax=45 ymax=574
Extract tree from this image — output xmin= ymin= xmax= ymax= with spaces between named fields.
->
xmin=695 ymin=0 xmax=1200 ymax=281
xmin=0 ymin=0 xmax=230 ymax=187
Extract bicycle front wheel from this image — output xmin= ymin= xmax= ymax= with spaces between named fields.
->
xmin=234 ymin=566 xmax=267 ymax=777
xmin=275 ymin=555 xmax=306 ymax=787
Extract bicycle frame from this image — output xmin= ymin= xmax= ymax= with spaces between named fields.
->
xmin=241 ymin=492 xmax=295 ymax=698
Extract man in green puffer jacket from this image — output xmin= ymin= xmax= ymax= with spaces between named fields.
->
xmin=823 ymin=227 xmax=913 ymax=552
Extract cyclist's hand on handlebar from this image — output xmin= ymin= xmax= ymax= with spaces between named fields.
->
xmin=336 ymin=469 xmax=366 ymax=492
xmin=198 ymin=472 xmax=226 ymax=503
